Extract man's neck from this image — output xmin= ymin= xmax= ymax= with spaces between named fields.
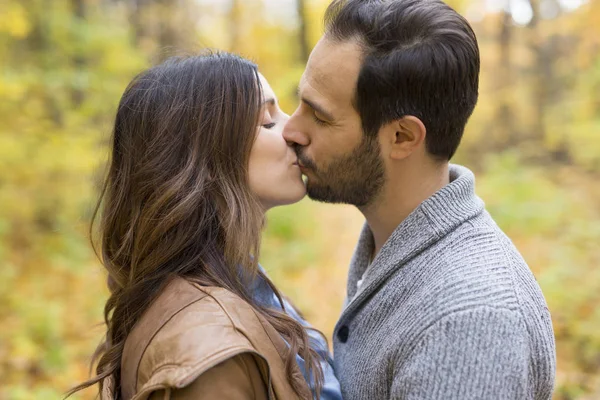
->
xmin=360 ymin=162 xmax=450 ymax=258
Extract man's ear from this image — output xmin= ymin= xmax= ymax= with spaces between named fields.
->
xmin=381 ymin=116 xmax=426 ymax=160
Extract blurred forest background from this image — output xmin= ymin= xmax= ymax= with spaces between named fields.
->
xmin=0 ymin=0 xmax=599 ymax=398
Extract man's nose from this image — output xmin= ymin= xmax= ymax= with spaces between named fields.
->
xmin=282 ymin=111 xmax=310 ymax=147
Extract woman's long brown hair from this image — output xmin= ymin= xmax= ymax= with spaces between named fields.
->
xmin=67 ymin=52 xmax=324 ymax=399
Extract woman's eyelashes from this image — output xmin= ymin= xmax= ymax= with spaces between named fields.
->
xmin=263 ymin=122 xmax=276 ymax=129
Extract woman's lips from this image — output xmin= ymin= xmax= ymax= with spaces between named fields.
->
xmin=294 ymin=158 xmax=309 ymax=173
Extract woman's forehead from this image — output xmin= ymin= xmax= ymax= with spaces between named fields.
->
xmin=258 ymin=72 xmax=277 ymax=101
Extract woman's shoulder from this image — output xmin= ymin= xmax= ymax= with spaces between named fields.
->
xmin=120 ymin=277 xmax=261 ymax=400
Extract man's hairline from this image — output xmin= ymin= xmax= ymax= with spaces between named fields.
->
xmin=301 ymin=33 xmax=366 ymax=122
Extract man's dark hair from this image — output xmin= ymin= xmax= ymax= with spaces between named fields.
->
xmin=325 ymin=0 xmax=480 ymax=160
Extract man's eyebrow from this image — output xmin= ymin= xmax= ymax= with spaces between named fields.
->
xmin=296 ymin=86 xmax=334 ymax=121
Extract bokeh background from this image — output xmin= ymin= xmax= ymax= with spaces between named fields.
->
xmin=1 ymin=0 xmax=599 ymax=398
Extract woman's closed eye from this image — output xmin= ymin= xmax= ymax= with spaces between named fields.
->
xmin=263 ymin=122 xmax=276 ymax=129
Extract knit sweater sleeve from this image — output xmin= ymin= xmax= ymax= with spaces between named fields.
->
xmin=391 ymin=306 xmax=531 ymax=400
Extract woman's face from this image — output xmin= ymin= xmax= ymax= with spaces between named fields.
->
xmin=248 ymin=73 xmax=306 ymax=210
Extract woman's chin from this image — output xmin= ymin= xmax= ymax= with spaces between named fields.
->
xmin=267 ymin=185 xmax=307 ymax=209
xmin=283 ymin=184 xmax=307 ymax=205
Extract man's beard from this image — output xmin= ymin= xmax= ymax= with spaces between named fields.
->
xmin=296 ymin=135 xmax=385 ymax=207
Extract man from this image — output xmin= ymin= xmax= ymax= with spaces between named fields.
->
xmin=282 ymin=0 xmax=556 ymax=399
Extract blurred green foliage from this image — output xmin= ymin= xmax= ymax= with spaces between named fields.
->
xmin=0 ymin=0 xmax=599 ymax=399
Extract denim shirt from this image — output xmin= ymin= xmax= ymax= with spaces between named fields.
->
xmin=250 ymin=266 xmax=343 ymax=400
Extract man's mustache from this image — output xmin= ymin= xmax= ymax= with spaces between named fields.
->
xmin=293 ymin=146 xmax=318 ymax=170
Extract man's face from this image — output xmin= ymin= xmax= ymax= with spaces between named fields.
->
xmin=282 ymin=37 xmax=385 ymax=207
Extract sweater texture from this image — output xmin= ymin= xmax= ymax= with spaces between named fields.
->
xmin=333 ymin=164 xmax=556 ymax=400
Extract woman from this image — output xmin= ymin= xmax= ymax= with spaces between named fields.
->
xmin=68 ymin=53 xmax=342 ymax=399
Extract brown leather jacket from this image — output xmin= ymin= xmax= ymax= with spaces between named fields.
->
xmin=101 ymin=278 xmax=311 ymax=400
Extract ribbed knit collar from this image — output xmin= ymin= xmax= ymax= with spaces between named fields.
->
xmin=340 ymin=164 xmax=485 ymax=321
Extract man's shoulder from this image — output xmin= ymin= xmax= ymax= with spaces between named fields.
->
xmin=388 ymin=213 xmax=545 ymax=316
xmin=430 ymin=210 xmax=531 ymax=277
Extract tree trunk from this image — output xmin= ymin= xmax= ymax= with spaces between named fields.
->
xmin=26 ymin=0 xmax=63 ymax=125
xmin=129 ymin=0 xmax=146 ymax=46
xmin=229 ymin=0 xmax=242 ymax=52
xmin=296 ymin=0 xmax=310 ymax=63
xmin=527 ymin=0 xmax=546 ymax=145
xmin=526 ymin=0 xmax=570 ymax=162
xmin=71 ymin=0 xmax=86 ymax=107
xmin=496 ymin=9 xmax=516 ymax=148
xmin=157 ymin=0 xmax=178 ymax=59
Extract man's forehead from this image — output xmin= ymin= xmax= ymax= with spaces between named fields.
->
xmin=301 ymin=38 xmax=362 ymax=107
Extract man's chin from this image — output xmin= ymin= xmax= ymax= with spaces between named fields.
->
xmin=305 ymin=182 xmax=344 ymax=205
xmin=304 ymin=174 xmax=355 ymax=204
xmin=306 ymin=180 xmax=377 ymax=207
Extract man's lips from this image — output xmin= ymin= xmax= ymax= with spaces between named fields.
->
xmin=297 ymin=161 xmax=307 ymax=169
xmin=294 ymin=155 xmax=310 ymax=171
